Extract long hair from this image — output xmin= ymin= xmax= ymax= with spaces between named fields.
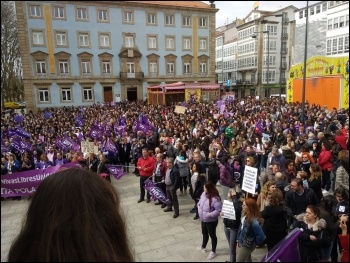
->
xmin=309 ymin=163 xmax=322 ymax=181
xmin=8 ymin=168 xmax=134 ymax=262
xmin=244 ymin=198 xmax=263 ymax=224
xmin=338 ymin=150 xmax=349 ymax=175
xmin=269 ymin=189 xmax=285 ymax=208
xmin=261 ymin=181 xmax=276 ymax=199
xmin=205 ymin=182 xmax=221 ymax=209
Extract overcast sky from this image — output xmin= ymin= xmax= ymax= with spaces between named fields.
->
xmin=203 ymin=1 xmax=320 ymax=27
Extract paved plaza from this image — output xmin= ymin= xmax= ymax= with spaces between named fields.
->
xmin=1 ymin=168 xmax=268 ymax=262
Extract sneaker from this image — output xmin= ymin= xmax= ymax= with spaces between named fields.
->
xmin=193 ymin=215 xmax=199 ymax=220
xmin=196 ymin=246 xmax=206 ymax=253
xmin=207 ymin=251 xmax=217 ymax=260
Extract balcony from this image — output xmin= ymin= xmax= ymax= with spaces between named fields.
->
xmin=119 ymin=72 xmax=144 ymax=80
xmin=184 ymin=73 xmax=191 ymax=77
xmin=82 ymin=72 xmax=91 ymax=77
xmin=283 ymin=18 xmax=289 ymax=23
xmin=280 ymin=62 xmax=288 ymax=69
xmin=282 ymin=33 xmax=288 ymax=39
xmin=102 ymin=72 xmax=111 ymax=77
xmin=199 ymin=72 xmax=207 ymax=77
xmin=37 ymin=73 xmax=47 ymax=78
xmin=60 ymin=72 xmax=69 ymax=78
xmin=166 ymin=72 xmax=175 ymax=77
xmin=281 ymin=48 xmax=288 ymax=54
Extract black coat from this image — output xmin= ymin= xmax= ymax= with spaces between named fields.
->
xmin=193 ymin=174 xmax=206 ymax=200
xmin=261 ymin=205 xmax=288 ymax=250
xmin=119 ymin=142 xmax=131 ymax=164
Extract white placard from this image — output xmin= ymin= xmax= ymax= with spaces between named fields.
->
xmin=242 ymin=166 xmax=258 ymax=194
xmin=81 ymin=142 xmax=99 ymax=154
xmin=222 ymin=200 xmax=236 ymax=220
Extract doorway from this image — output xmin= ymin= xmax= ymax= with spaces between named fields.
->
xmin=127 ymin=87 xmax=137 ymax=101
xmin=103 ymin=86 xmax=113 ymax=102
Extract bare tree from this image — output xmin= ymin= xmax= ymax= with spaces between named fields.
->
xmin=1 ymin=1 xmax=23 ymax=108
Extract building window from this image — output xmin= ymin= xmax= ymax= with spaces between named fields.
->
xmin=147 ymin=35 xmax=157 ymax=50
xmin=199 ymin=38 xmax=207 ymax=50
xmin=97 ymin=9 xmax=109 ymax=22
xmin=299 ymin=11 xmax=303 ymax=19
xmin=328 ymin=19 xmax=333 ymax=30
xmin=78 ymin=32 xmax=90 ymax=48
xmin=165 ymin=14 xmax=174 ymax=26
xmin=199 ymin=62 xmax=206 ymax=75
xmin=345 ymin=36 xmax=349 ymax=52
xmin=149 ymin=62 xmax=157 ymax=75
xmin=310 ymin=7 xmax=314 ymax=16
xmin=36 ymin=60 xmax=46 ymax=76
xmin=326 ymin=39 xmax=332 ymax=54
xmin=53 ymin=6 xmax=65 ymax=19
xmin=59 ymin=60 xmax=69 ymax=77
xmin=55 ymin=31 xmax=67 ymax=47
xmin=29 ymin=4 xmax=42 ymax=18
xmin=167 ymin=62 xmax=175 ymax=74
xmin=339 ymin=16 xmax=345 ymax=27
xmin=333 ymin=18 xmax=339 ymax=29
xmin=165 ymin=36 xmax=175 ymax=50
xmin=346 ymin=15 xmax=349 ymax=26
xmin=332 ymin=38 xmax=338 ymax=53
xmin=316 ymin=5 xmax=320 ymax=14
xmin=126 ymin=62 xmax=135 ymax=78
xmin=123 ymin=11 xmax=134 ymax=23
xmin=99 ymin=33 xmax=110 ymax=48
xmin=182 ymin=15 xmax=191 ymax=27
xmin=83 ymin=88 xmax=93 ymax=101
xmin=338 ymin=37 xmax=344 ymax=52
xmin=304 ymin=10 xmax=308 ymax=17
xmin=32 ymin=31 xmax=44 ymax=46
xmin=81 ymin=60 xmax=91 ymax=75
xmin=147 ymin=13 xmax=157 ymax=25
xmin=61 ymin=88 xmax=72 ymax=101
xmin=102 ymin=61 xmax=111 ymax=74
xmin=125 ymin=36 xmax=134 ymax=48
xmin=76 ymin=7 xmax=88 ymax=21
xmin=39 ymin=88 xmax=49 ymax=102
xmin=322 ymin=3 xmax=327 ymax=12
xmin=183 ymin=62 xmax=191 ymax=75
xmin=199 ymin=17 xmax=207 ymax=27
xmin=183 ymin=37 xmax=191 ymax=50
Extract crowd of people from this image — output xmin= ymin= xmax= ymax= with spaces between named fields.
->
xmin=1 ymin=97 xmax=349 ymax=262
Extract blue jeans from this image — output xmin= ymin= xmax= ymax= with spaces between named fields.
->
xmin=224 ymin=226 xmax=238 ymax=262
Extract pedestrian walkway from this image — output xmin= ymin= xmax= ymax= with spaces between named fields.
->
xmin=1 ymin=170 xmax=268 ymax=262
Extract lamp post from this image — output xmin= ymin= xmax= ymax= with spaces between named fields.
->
xmin=275 ymin=14 xmax=284 ymax=108
xmin=253 ymin=31 xmax=269 ymax=99
xmin=221 ymin=35 xmax=225 ymax=89
xmin=301 ymin=1 xmax=309 ymax=124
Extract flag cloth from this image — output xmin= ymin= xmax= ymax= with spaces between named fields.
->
xmin=14 ymin=115 xmax=24 ymax=123
xmin=75 ymin=115 xmax=84 ymax=127
xmin=260 ymin=228 xmax=302 ymax=262
xmin=143 ymin=178 xmax=171 ymax=205
xmin=104 ymin=137 xmax=117 ymax=154
xmin=43 ymin=111 xmax=52 ymax=119
xmin=105 ymin=164 xmax=127 ymax=180
xmin=255 ymin=119 xmax=264 ymax=135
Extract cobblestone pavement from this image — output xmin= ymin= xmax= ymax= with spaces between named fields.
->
xmin=1 ymin=169 xmax=268 ymax=262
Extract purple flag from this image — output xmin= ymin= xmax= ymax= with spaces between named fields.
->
xmin=110 ymin=101 xmax=116 ymax=106
xmin=104 ymin=137 xmax=117 ymax=154
xmin=89 ymin=128 xmax=102 ymax=141
xmin=219 ymin=104 xmax=226 ymax=114
xmin=55 ymin=137 xmax=80 ymax=152
xmin=105 ymin=164 xmax=127 ymax=180
xmin=75 ymin=115 xmax=84 ymax=127
xmin=181 ymin=101 xmax=188 ymax=107
xmin=1 ymin=162 xmax=83 ymax=198
xmin=255 ymin=119 xmax=264 ymax=135
xmin=43 ymin=111 xmax=52 ymax=119
xmin=144 ymin=178 xmax=171 ymax=204
xmin=260 ymin=228 xmax=302 ymax=262
xmin=217 ymin=100 xmax=224 ymax=108
xmin=119 ymin=117 xmax=126 ymax=126
xmin=14 ymin=115 xmax=24 ymax=123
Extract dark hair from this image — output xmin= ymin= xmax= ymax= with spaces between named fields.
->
xmin=205 ymin=182 xmax=221 ymax=209
xmin=322 ymin=140 xmax=332 ymax=151
xmin=291 ymin=178 xmax=303 ymax=187
xmin=338 ymin=150 xmax=349 ymax=175
xmin=319 ymin=195 xmax=337 ymax=215
xmin=180 ymin=150 xmax=187 ymax=159
xmin=8 ymin=169 xmax=134 ymax=262
xmin=334 ymin=186 xmax=349 ymax=200
xmin=269 ymin=189 xmax=285 ymax=207
xmin=306 ymin=205 xmax=320 ymax=218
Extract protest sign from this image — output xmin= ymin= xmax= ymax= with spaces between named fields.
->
xmin=81 ymin=141 xmax=98 ymax=154
xmin=242 ymin=166 xmax=258 ymax=194
xmin=221 ymin=200 xmax=236 ymax=220
xmin=174 ymin=106 xmax=186 ymax=114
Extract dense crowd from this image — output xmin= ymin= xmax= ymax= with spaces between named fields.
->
xmin=1 ymin=97 xmax=349 ymax=262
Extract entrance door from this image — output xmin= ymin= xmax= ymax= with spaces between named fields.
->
xmin=103 ymin=86 xmax=113 ymax=102
xmin=127 ymin=87 xmax=137 ymax=101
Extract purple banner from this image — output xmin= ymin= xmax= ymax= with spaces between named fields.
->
xmin=14 ymin=115 xmax=24 ymax=123
xmin=1 ymin=162 xmax=83 ymax=198
xmin=75 ymin=115 xmax=84 ymax=127
xmin=105 ymin=164 xmax=127 ymax=180
xmin=144 ymin=178 xmax=171 ymax=205
xmin=105 ymin=137 xmax=117 ymax=154
xmin=260 ymin=228 xmax=302 ymax=262
xmin=43 ymin=111 xmax=52 ymax=119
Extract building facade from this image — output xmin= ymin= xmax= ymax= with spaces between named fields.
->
xmin=293 ymin=1 xmax=349 ymax=64
xmin=215 ymin=6 xmax=298 ymax=99
xmin=15 ymin=1 xmax=218 ymax=111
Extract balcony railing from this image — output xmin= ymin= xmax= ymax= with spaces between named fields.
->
xmin=283 ymin=18 xmax=289 ymax=23
xmin=60 ymin=72 xmax=69 ymax=78
xmin=166 ymin=72 xmax=175 ymax=77
xmin=199 ymin=72 xmax=207 ymax=77
xmin=282 ymin=33 xmax=288 ymax=39
xmin=102 ymin=72 xmax=111 ymax=77
xmin=119 ymin=72 xmax=144 ymax=80
xmin=37 ymin=73 xmax=47 ymax=78
xmin=281 ymin=48 xmax=288 ymax=54
xmin=149 ymin=72 xmax=158 ymax=77
xmin=82 ymin=72 xmax=91 ymax=77
xmin=280 ymin=62 xmax=288 ymax=69
xmin=184 ymin=73 xmax=191 ymax=77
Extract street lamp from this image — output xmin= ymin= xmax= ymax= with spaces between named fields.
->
xmin=275 ymin=14 xmax=284 ymax=108
xmin=252 ymin=30 xmax=269 ymax=99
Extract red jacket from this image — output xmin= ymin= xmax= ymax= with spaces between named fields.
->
xmin=317 ymin=149 xmax=333 ymax=171
xmin=335 ymin=134 xmax=348 ymax=150
xmin=137 ymin=156 xmax=155 ymax=177
xmin=338 ymin=234 xmax=349 ymax=262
